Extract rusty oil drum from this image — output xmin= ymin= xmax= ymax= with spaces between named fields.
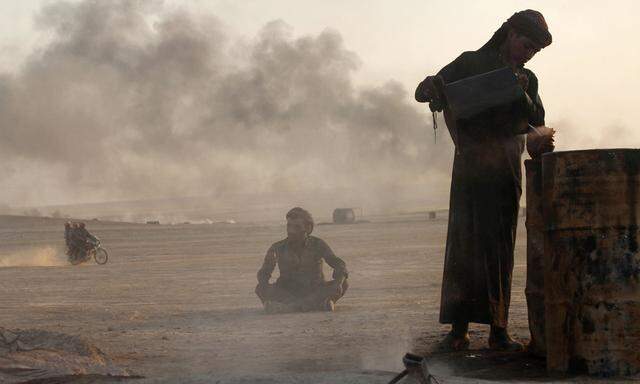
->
xmin=525 ymin=159 xmax=546 ymax=357
xmin=542 ymin=149 xmax=640 ymax=376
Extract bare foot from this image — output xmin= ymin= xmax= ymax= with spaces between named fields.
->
xmin=436 ymin=331 xmax=470 ymax=352
xmin=489 ymin=328 xmax=524 ymax=352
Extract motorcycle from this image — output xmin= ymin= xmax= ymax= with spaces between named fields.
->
xmin=68 ymin=239 xmax=109 ymax=265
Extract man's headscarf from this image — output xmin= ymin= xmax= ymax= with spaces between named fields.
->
xmin=480 ymin=10 xmax=552 ymax=51
xmin=286 ymin=207 xmax=314 ymax=235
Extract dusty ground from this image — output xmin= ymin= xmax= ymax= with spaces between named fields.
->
xmin=0 ymin=214 xmax=569 ymax=383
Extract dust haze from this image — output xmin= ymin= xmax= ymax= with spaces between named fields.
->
xmin=0 ymin=0 xmax=453 ymax=214
xmin=0 ymin=246 xmax=65 ymax=267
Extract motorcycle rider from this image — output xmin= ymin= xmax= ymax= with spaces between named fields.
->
xmin=68 ymin=222 xmax=98 ymax=263
xmin=77 ymin=222 xmax=98 ymax=245
xmin=64 ymin=222 xmax=72 ymax=253
xmin=68 ymin=223 xmax=83 ymax=262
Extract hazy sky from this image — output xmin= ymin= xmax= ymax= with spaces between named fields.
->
xmin=1 ymin=0 xmax=639 ymax=208
xmin=3 ymin=1 xmax=639 ymax=139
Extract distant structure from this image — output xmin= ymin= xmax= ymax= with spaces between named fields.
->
xmin=428 ymin=211 xmax=436 ymax=220
xmin=146 ymin=220 xmax=160 ymax=225
xmin=332 ymin=208 xmax=356 ymax=224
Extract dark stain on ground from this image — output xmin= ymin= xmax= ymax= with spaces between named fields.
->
xmin=424 ymin=349 xmax=548 ymax=381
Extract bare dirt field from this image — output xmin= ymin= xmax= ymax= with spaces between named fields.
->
xmin=0 ymin=214 xmax=610 ymax=383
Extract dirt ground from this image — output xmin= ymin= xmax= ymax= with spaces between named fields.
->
xmin=0 ymin=214 xmax=605 ymax=383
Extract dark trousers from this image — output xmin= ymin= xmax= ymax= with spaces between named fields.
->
xmin=255 ymin=279 xmax=348 ymax=308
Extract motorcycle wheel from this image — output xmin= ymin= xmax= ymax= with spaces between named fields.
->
xmin=94 ymin=248 xmax=108 ymax=265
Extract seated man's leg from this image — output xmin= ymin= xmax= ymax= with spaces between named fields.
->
xmin=255 ymin=283 xmax=299 ymax=313
xmin=329 ymin=278 xmax=348 ymax=302
xmin=298 ymin=279 xmax=348 ymax=311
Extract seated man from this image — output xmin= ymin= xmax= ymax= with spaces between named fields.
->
xmin=255 ymin=207 xmax=349 ymax=313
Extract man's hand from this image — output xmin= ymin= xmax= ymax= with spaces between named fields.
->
xmin=527 ymin=126 xmax=556 ymax=159
xmin=517 ymin=72 xmax=529 ymax=91
xmin=424 ymin=76 xmax=445 ymax=100
xmin=417 ymin=75 xmax=446 ymax=111
xmin=331 ymin=277 xmax=345 ymax=295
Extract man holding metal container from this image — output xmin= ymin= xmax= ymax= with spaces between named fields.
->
xmin=415 ymin=10 xmax=554 ymax=351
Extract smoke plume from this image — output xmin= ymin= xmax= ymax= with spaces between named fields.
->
xmin=0 ymin=0 xmax=452 ymax=212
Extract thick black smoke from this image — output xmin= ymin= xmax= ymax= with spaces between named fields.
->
xmin=0 ymin=0 xmax=453 ymax=214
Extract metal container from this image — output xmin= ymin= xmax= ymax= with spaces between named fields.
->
xmin=443 ymin=67 xmax=525 ymax=120
xmin=525 ymin=159 xmax=546 ymax=357
xmin=543 ymin=149 xmax=640 ymax=376
xmin=332 ymin=208 xmax=356 ymax=224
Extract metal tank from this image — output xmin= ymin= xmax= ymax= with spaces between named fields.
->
xmin=332 ymin=208 xmax=356 ymax=224
xmin=542 ymin=149 xmax=640 ymax=376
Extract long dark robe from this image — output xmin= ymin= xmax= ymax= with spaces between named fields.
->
xmin=417 ymin=48 xmax=545 ymax=327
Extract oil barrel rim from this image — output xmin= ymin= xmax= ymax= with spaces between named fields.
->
xmin=544 ymin=224 xmax=640 ymax=232
xmin=542 ymin=148 xmax=640 ymax=157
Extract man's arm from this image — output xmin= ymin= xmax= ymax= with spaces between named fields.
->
xmin=86 ymin=231 xmax=98 ymax=243
xmin=523 ymin=71 xmax=555 ymax=157
xmin=317 ymin=239 xmax=348 ymax=281
xmin=257 ymin=245 xmax=277 ymax=285
xmin=523 ymin=70 xmax=545 ymax=126
xmin=415 ymin=51 xmax=473 ymax=108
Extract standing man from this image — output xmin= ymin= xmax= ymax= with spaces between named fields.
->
xmin=256 ymin=207 xmax=349 ymax=313
xmin=415 ymin=10 xmax=554 ymax=351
